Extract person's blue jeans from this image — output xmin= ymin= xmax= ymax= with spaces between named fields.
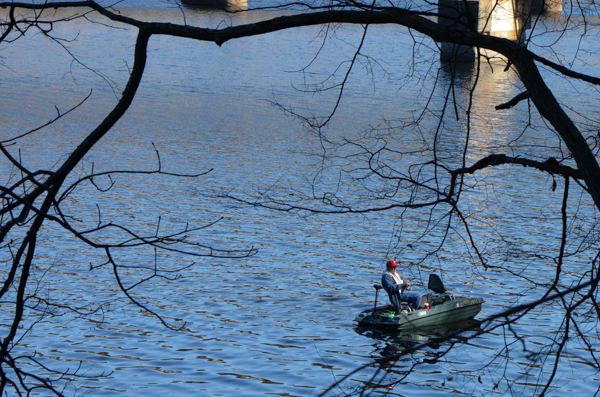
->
xmin=399 ymin=291 xmax=421 ymax=310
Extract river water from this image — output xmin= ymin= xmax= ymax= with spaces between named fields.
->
xmin=0 ymin=1 xmax=599 ymax=396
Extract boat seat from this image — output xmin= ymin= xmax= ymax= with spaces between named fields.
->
xmin=428 ymin=274 xmax=455 ymax=299
xmin=428 ymin=274 xmax=446 ymax=293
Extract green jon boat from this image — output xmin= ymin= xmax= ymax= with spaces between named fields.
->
xmin=354 ymin=274 xmax=484 ymax=330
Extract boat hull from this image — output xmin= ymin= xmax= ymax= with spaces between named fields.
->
xmin=354 ymin=295 xmax=484 ymax=330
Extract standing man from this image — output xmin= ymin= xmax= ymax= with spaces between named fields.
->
xmin=381 ymin=259 xmax=421 ymax=310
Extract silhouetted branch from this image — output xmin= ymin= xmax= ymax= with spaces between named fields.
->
xmin=495 ymin=90 xmax=531 ymax=110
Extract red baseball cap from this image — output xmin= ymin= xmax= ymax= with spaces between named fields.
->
xmin=386 ymin=259 xmax=399 ymax=268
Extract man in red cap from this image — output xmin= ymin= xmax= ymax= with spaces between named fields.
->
xmin=381 ymin=259 xmax=421 ymax=310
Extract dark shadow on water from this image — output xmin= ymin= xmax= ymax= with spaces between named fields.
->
xmin=340 ymin=320 xmax=485 ymax=395
xmin=356 ymin=319 xmax=482 ymax=358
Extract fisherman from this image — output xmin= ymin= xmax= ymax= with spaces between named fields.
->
xmin=381 ymin=259 xmax=422 ymax=310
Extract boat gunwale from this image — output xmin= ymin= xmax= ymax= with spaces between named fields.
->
xmin=355 ymin=296 xmax=484 ymax=329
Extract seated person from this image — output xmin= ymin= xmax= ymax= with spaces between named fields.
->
xmin=381 ymin=259 xmax=422 ymax=310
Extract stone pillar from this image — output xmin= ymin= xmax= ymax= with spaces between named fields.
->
xmin=439 ymin=0 xmax=480 ymax=62
xmin=531 ymin=0 xmax=563 ymax=14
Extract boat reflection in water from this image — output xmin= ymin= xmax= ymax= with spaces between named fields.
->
xmin=357 ymin=319 xmax=482 ymax=353
xmin=182 ymin=0 xmax=248 ymax=11
xmin=355 ymin=320 xmax=483 ymax=373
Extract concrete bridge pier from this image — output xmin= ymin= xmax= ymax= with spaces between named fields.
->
xmin=439 ymin=0 xmax=563 ymax=62
xmin=439 ymin=0 xmax=480 ymax=62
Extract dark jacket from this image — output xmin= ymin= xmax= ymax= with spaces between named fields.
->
xmin=382 ymin=271 xmax=415 ymax=310
xmin=381 ymin=271 xmax=406 ymax=294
